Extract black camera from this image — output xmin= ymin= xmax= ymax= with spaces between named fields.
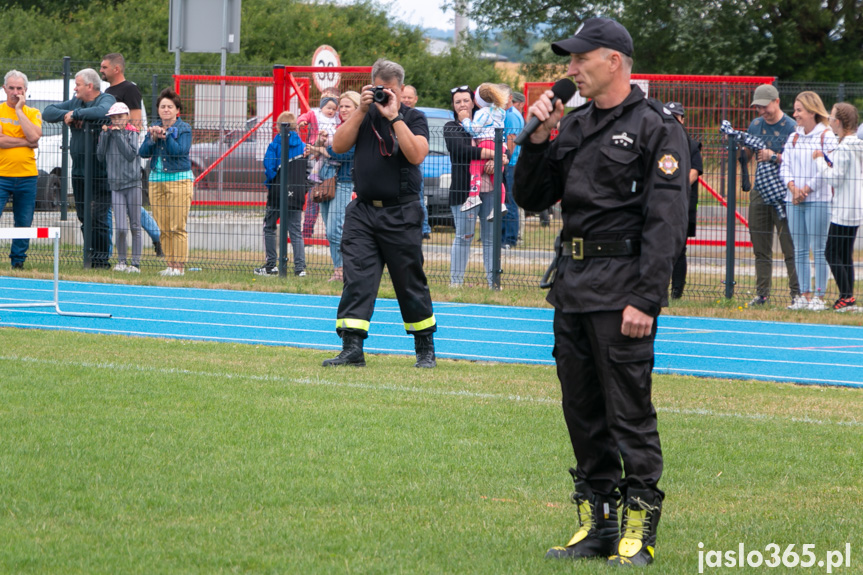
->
xmin=372 ymin=86 xmax=391 ymax=106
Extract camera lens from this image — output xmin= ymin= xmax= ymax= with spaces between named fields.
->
xmin=373 ymin=87 xmax=390 ymax=105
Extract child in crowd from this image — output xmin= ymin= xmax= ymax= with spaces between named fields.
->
xmin=813 ymin=102 xmax=863 ymax=312
xmin=255 ymin=111 xmax=308 ymax=277
xmin=96 ymin=102 xmax=142 ymax=273
xmin=460 ymin=82 xmax=507 ymax=221
xmin=298 ymin=96 xmax=340 ymax=184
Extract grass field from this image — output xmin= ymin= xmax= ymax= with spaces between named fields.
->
xmin=1 ymin=328 xmax=861 ymax=574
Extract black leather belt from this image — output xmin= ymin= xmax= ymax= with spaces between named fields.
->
xmin=359 ymin=195 xmax=418 ymax=208
xmin=560 ymin=238 xmax=641 ymax=260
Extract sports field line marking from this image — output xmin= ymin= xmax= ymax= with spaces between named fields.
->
xmin=657 ymin=351 xmax=863 ymax=371
xmin=658 ymin=326 xmax=863 ymax=342
xmin=0 ymin=321 xmax=554 ymax=363
xmin=0 ymin=353 xmax=859 ymax=427
xmin=657 ymin=337 xmax=863 ymax=355
xmin=656 ymin=366 xmax=863 ymax=388
xmin=0 ymin=287 xmax=553 ymax=333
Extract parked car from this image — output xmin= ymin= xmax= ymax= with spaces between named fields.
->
xmin=189 ymin=117 xmax=270 ymax=191
xmin=417 ymin=107 xmax=453 ymax=227
xmin=0 ymin=78 xmax=148 ymax=210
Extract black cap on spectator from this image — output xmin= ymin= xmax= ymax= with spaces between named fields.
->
xmin=665 ymin=102 xmax=685 ymax=117
xmin=551 ymin=18 xmax=634 ymax=58
xmin=512 ymin=92 xmax=525 ymax=103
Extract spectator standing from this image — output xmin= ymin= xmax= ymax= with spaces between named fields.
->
xmin=256 ymin=111 xmax=306 ymax=277
xmin=305 ymin=91 xmax=360 ymax=282
xmin=445 ymin=85 xmax=507 ymax=287
xmin=459 ymin=82 xmax=508 ymax=221
xmin=298 ymin=91 xmax=340 ymax=239
xmin=400 ymin=84 xmax=431 ymax=238
xmin=97 ymin=102 xmax=142 ymax=273
xmin=43 ymin=68 xmax=115 ymax=268
xmin=666 ymin=102 xmax=703 ymax=299
xmin=0 ymin=70 xmax=42 ymax=269
xmin=502 ymin=86 xmax=524 ymax=249
xmin=745 ymin=84 xmax=799 ymax=306
xmin=322 ymin=59 xmax=436 ymax=368
xmin=813 ymin=102 xmax=863 ymax=312
xmin=515 ymin=18 xmax=689 ymax=566
xmin=100 ymin=52 xmax=163 ymax=257
xmin=779 ymin=91 xmax=837 ymax=311
xmin=139 ymin=88 xmax=193 ymax=276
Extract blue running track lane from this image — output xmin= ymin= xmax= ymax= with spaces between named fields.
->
xmin=1 ymin=277 xmax=862 ymax=388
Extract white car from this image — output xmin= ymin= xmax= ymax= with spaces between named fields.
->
xmin=0 ymin=78 xmax=147 ymax=210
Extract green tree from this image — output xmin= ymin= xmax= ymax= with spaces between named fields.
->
xmin=0 ymin=0 xmax=500 ymax=108
xmin=449 ymin=0 xmax=863 ymax=81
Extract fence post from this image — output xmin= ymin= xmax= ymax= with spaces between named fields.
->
xmin=83 ymin=122 xmax=94 ymax=269
xmin=278 ymin=122 xmax=289 ymax=278
xmin=724 ymin=134 xmax=738 ymax=299
xmin=151 ymin=74 xmax=159 ymax=121
xmin=60 ymin=56 xmax=71 ymax=221
xmin=491 ymin=127 xmax=504 ymax=290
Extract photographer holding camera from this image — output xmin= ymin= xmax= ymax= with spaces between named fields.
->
xmin=322 ymin=58 xmax=437 ymax=369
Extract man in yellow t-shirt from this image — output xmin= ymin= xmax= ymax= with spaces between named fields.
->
xmin=0 ymin=69 xmax=42 ymax=269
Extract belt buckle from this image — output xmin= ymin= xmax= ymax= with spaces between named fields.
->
xmin=571 ymin=238 xmax=584 ymax=260
xmin=372 ymin=200 xmax=383 ymax=208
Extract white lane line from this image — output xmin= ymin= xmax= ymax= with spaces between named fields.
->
xmin=656 ymin=352 xmax=863 ymax=370
xmin=657 ymin=338 xmax=863 ymax=355
xmin=0 ymin=354 xmax=858 ymax=426
xmin=0 ymin=322 xmax=554 ymax=363
xmin=655 ymin=367 xmax=863 ymax=388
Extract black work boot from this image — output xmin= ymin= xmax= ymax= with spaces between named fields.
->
xmin=153 ymin=240 xmax=164 ymax=257
xmin=607 ymin=486 xmax=663 ymax=566
xmin=322 ymin=333 xmax=366 ymax=367
xmin=413 ymin=333 xmax=436 ymax=368
xmin=546 ymin=469 xmax=619 ymax=560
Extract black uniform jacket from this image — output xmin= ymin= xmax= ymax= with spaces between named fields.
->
xmin=514 ymin=84 xmax=690 ymax=317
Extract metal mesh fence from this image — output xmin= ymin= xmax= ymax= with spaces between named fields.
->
xmin=1 ymin=57 xmax=862 ymax=302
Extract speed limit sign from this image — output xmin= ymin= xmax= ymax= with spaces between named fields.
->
xmin=312 ymin=45 xmax=341 ymax=92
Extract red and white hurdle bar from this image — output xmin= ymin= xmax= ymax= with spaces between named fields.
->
xmin=0 ymin=227 xmax=111 ymax=318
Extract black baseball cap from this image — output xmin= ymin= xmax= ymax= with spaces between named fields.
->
xmin=551 ymin=18 xmax=634 ymax=57
xmin=665 ymin=102 xmax=685 ymax=117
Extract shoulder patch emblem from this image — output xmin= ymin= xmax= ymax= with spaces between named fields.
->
xmin=657 ymin=153 xmax=680 ymax=178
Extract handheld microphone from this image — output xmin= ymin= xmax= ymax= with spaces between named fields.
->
xmin=514 ymin=79 xmax=577 ymax=146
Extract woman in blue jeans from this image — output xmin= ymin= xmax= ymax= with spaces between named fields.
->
xmin=444 ymin=85 xmax=507 ymax=287
xmin=779 ymin=91 xmax=837 ymax=311
xmin=306 ymin=91 xmax=359 ymax=282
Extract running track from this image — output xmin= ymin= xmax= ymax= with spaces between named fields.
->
xmin=1 ymin=277 xmax=861 ymax=388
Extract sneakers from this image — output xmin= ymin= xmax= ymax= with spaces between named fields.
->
xmin=125 ymin=265 xmax=140 ymax=273
xmin=254 ymin=265 xmax=278 ymax=276
xmin=113 ymin=263 xmax=127 ymax=272
xmin=158 ymin=267 xmax=184 ymax=277
xmin=486 ymin=203 xmax=508 ymax=222
xmin=749 ymin=295 xmax=769 ymax=306
xmin=808 ymin=296 xmax=826 ymax=311
xmin=607 ymin=487 xmax=663 ymax=567
xmin=460 ymin=195 xmax=482 ymax=212
xmin=295 ymin=270 xmax=307 ymax=277
xmin=546 ymin=470 xmax=619 ymax=560
xmin=11 ymin=261 xmax=24 ymax=270
xmin=833 ymin=297 xmax=857 ymax=312
xmin=787 ymin=295 xmax=809 ymax=310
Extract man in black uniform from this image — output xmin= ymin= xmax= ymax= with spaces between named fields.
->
xmin=665 ymin=102 xmax=703 ymax=299
xmin=322 ymin=59 xmax=436 ymax=369
xmin=514 ymin=18 xmax=689 ymax=567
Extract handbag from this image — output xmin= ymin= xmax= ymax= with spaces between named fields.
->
xmin=311 ymin=177 xmax=336 ymax=203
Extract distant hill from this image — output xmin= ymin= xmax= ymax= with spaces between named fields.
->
xmin=423 ymin=27 xmax=453 ymax=40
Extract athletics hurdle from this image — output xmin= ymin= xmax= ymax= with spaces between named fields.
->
xmin=0 ymin=227 xmax=111 ymax=318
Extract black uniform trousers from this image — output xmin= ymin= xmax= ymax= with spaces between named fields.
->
xmin=336 ymin=198 xmax=436 ymax=337
xmin=552 ymin=308 xmax=663 ymax=499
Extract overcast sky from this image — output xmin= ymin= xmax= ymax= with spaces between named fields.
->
xmin=393 ymin=2 xmax=453 ymax=29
